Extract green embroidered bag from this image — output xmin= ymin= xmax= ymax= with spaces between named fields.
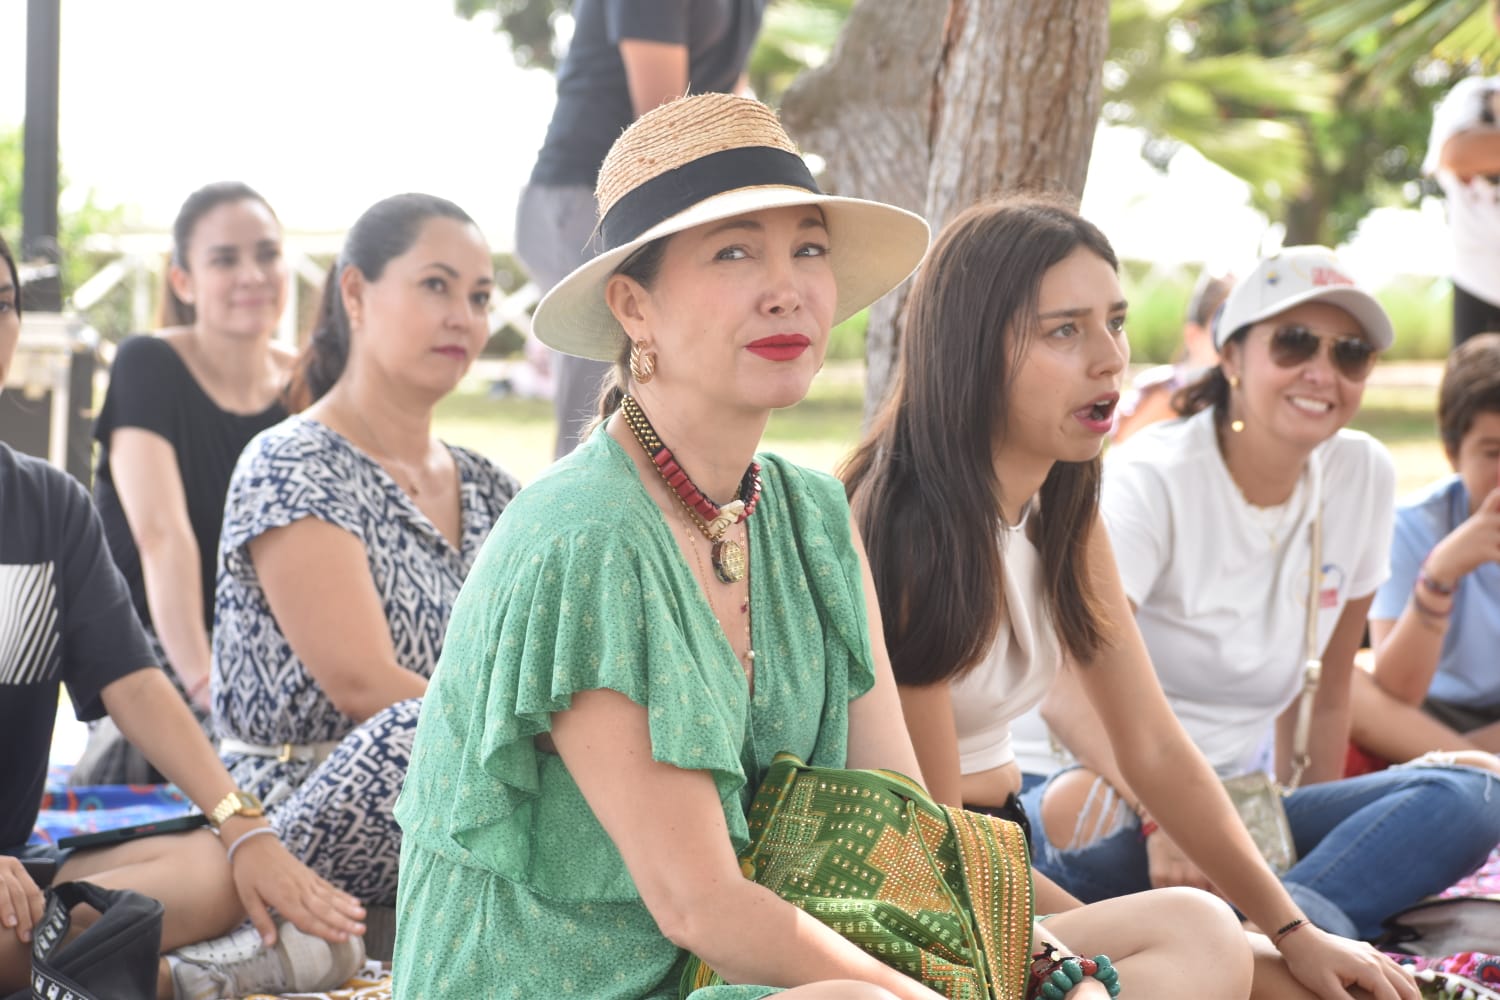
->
xmin=679 ymin=752 xmax=1035 ymax=999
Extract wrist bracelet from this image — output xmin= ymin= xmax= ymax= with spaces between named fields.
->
xmin=1418 ymin=563 xmax=1456 ymax=596
xmin=1028 ymin=947 xmax=1121 ymax=1000
xmin=1138 ymin=819 xmax=1160 ymax=840
xmin=184 ymin=673 xmax=211 ymax=700
xmin=1411 ymin=590 xmax=1453 ymax=622
xmin=225 ymin=826 xmax=279 ymax=865
xmin=1273 ymin=918 xmax=1310 ymax=945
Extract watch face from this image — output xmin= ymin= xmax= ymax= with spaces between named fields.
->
xmin=212 ymin=790 xmax=265 ymax=824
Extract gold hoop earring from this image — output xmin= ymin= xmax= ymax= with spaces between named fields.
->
xmin=629 ymin=340 xmax=657 ymax=384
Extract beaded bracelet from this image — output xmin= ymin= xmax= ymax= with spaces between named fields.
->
xmin=1273 ymin=917 xmax=1310 ymax=945
xmin=1028 ymin=946 xmax=1121 ymax=999
xmin=225 ymin=826 xmax=279 ymax=865
xmin=1417 ymin=563 xmax=1455 ymax=597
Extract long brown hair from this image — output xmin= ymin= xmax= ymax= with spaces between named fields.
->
xmin=842 ymin=195 xmax=1113 ymax=684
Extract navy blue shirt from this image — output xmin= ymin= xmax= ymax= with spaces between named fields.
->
xmin=530 ymin=0 xmax=766 ymax=187
xmin=0 ymin=442 xmax=157 ymax=848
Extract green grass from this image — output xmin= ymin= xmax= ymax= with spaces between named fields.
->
xmin=438 ymin=362 xmax=1452 ymax=497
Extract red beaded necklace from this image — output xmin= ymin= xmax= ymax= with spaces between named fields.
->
xmin=621 ymin=395 xmax=761 ymax=583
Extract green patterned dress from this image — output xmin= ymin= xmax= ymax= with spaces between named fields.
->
xmin=393 ymin=429 xmax=876 ymax=999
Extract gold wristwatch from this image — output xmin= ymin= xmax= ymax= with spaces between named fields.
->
xmin=208 ymin=790 xmax=265 ymax=828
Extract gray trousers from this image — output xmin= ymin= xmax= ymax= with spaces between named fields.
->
xmin=515 ymin=182 xmax=611 ymax=459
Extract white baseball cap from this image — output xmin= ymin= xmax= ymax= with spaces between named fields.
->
xmin=1213 ymin=246 xmax=1394 ymax=351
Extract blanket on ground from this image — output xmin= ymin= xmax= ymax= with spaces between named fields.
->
xmin=27 ymin=765 xmax=191 ymax=845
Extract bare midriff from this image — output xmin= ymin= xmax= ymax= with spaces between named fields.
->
xmin=960 ymin=759 xmax=1024 ymax=809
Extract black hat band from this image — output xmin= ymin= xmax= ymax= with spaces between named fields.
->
xmin=598 ymin=146 xmax=821 ymax=253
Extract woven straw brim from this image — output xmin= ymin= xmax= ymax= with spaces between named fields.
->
xmin=532 ymin=185 xmax=931 ymax=362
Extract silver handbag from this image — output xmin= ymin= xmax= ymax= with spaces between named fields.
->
xmin=1220 ymin=770 xmax=1297 ymax=874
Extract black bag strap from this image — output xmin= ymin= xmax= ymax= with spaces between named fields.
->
xmin=26 ymin=881 xmax=163 ymax=1000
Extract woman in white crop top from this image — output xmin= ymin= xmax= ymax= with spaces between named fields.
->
xmin=844 ymin=199 xmax=1419 ymax=1000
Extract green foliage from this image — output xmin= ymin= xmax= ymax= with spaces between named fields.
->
xmin=1106 ymin=0 xmax=1339 ymax=200
xmin=1300 ymin=0 xmax=1500 ymax=90
xmin=1111 ymin=0 xmax=1464 ymax=245
xmin=746 ymin=0 xmax=852 ymax=100
xmin=0 ymin=126 xmax=129 ymax=322
xmin=826 ymin=306 xmax=867 ymax=361
xmin=457 ymin=0 xmax=570 ymax=70
xmin=1374 ymin=275 xmax=1453 ymax=359
xmin=1119 ymin=265 xmax=1197 ymax=364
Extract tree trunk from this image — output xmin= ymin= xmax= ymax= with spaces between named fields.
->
xmin=782 ymin=0 xmax=1109 ymax=419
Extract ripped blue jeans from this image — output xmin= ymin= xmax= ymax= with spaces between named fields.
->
xmin=1019 ymin=762 xmax=1500 ymax=940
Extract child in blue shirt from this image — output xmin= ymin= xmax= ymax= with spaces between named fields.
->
xmin=1365 ymin=333 xmax=1500 ymax=753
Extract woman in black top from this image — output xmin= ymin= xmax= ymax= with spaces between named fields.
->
xmin=76 ymin=181 xmax=295 ymax=784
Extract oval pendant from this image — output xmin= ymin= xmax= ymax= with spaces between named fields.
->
xmin=711 ymin=539 xmax=746 ymax=583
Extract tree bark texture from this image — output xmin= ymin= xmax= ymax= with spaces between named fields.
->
xmin=782 ymin=0 xmax=1109 ymax=418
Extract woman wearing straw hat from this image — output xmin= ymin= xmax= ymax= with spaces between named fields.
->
xmin=392 ymin=95 xmax=1253 ymax=999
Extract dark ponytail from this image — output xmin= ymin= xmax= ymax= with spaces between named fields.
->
xmin=159 ymin=181 xmax=277 ymax=328
xmin=1172 ymin=327 xmax=1246 ymax=422
xmin=283 ymin=192 xmax=476 ymax=412
xmin=282 ymin=263 xmax=351 ymax=410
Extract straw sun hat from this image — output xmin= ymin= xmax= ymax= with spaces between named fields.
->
xmin=531 ymin=93 xmax=932 ymax=362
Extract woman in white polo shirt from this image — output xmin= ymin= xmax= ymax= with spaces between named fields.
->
xmin=1023 ymin=246 xmax=1500 ymax=943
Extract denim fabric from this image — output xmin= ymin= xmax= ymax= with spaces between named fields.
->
xmin=1021 ymin=763 xmax=1500 ymax=941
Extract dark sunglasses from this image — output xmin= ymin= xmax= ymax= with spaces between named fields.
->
xmin=1266 ymin=324 xmax=1378 ymax=381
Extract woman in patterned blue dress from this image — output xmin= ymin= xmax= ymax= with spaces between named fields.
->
xmin=213 ymin=194 xmax=520 ymax=904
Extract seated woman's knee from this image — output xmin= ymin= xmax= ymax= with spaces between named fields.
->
xmin=1151 ymin=886 xmax=1244 ymax=937
xmin=1152 ymin=887 xmax=1253 ymax=987
xmin=1406 ymin=762 xmax=1500 ymax=823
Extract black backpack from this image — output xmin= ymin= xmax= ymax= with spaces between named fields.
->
xmin=4 ymin=881 xmax=163 ymax=1000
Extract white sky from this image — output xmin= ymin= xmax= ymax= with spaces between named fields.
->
xmin=1 ymin=0 xmax=1452 ymax=279
xmin=1 ymin=0 xmax=557 ymax=243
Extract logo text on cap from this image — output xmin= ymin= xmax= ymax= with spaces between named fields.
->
xmin=1310 ymin=266 xmax=1353 ymax=287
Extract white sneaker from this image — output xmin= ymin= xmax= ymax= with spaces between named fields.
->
xmin=169 ymin=920 xmax=365 ymax=1000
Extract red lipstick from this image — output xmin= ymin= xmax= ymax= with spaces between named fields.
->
xmin=746 ymin=334 xmax=811 ymax=362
